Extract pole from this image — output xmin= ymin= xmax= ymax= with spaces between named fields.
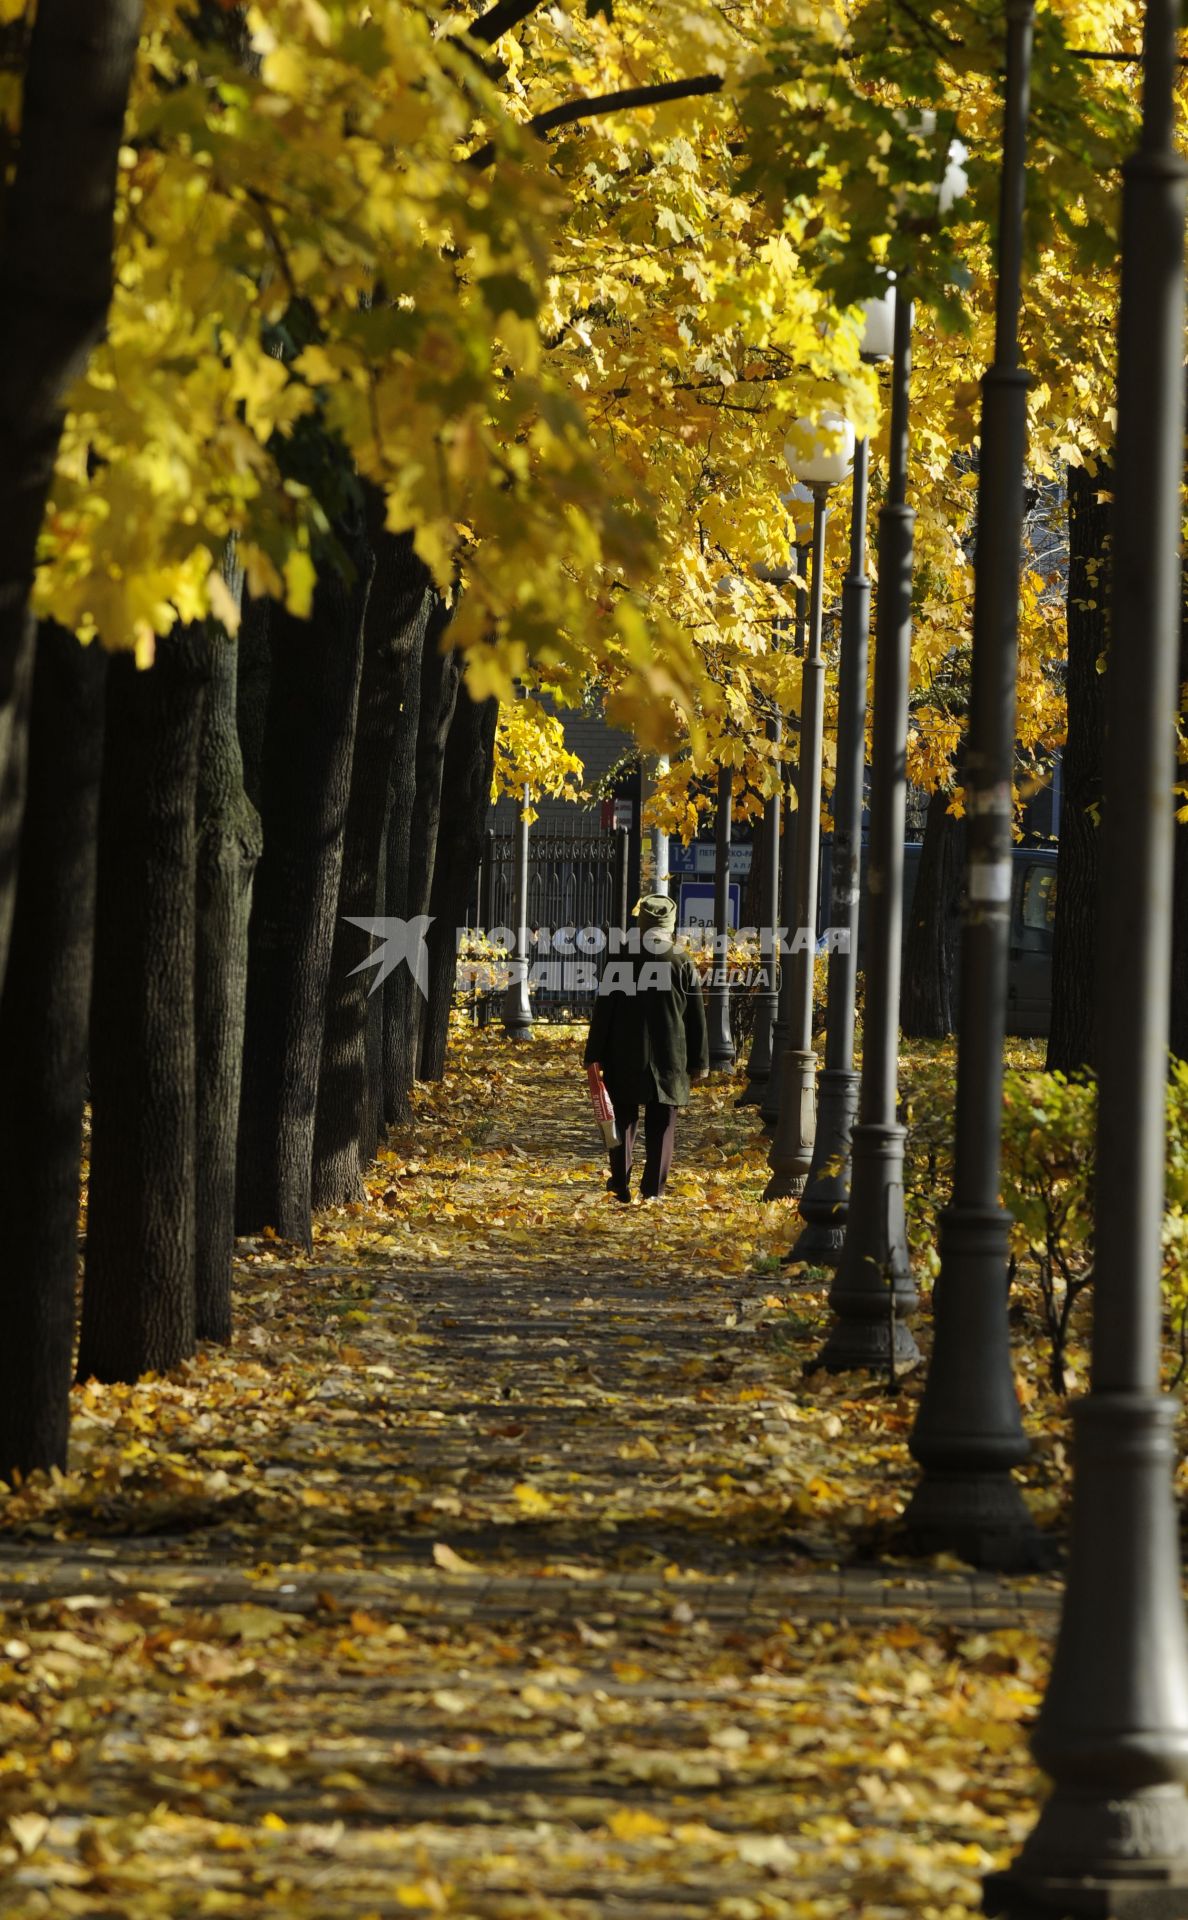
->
xmin=738 ymin=705 xmax=782 ymax=1105
xmin=790 ymin=438 xmax=871 ymax=1258
xmin=501 ymin=785 xmax=534 ymax=1036
xmin=613 ymin=825 xmax=630 ymax=935
xmin=478 ymin=826 xmax=496 ymax=1028
xmin=817 ymin=293 xmax=918 ymax=1370
xmin=651 ymin=755 xmax=671 ymax=897
xmin=986 ymin=0 xmax=1188 ymax=1907
xmin=765 ymin=486 xmax=829 ymax=1198
xmin=760 ymin=565 xmax=808 ymax=1127
xmin=707 ymin=764 xmax=736 ymax=1069
xmin=905 ymin=0 xmax=1039 ymax=1565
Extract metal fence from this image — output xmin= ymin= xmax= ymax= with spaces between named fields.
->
xmin=463 ymin=821 xmax=629 ymax=1021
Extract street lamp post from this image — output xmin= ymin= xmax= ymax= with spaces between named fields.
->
xmin=501 ymin=783 xmax=534 ymax=1037
xmin=817 ymin=292 xmax=919 ymax=1371
xmin=738 ymin=702 xmax=782 ymax=1105
xmin=761 ymin=528 xmax=810 ymax=1129
xmin=904 ymin=0 xmax=1039 ymax=1566
xmin=986 ymin=0 xmax=1188 ymax=1908
xmin=765 ymin=417 xmax=854 ymax=1201
xmin=707 ymin=763 xmax=736 ymax=1069
xmin=790 ymin=293 xmax=894 ymax=1262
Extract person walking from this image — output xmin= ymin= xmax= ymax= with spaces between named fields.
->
xmin=584 ymin=893 xmax=709 ymax=1203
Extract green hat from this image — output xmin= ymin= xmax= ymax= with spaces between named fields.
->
xmin=634 ymin=892 xmax=677 ymax=930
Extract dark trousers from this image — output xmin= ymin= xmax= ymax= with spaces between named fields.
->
xmin=609 ymin=1099 xmax=677 ymax=1200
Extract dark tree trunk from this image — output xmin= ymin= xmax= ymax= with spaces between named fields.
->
xmin=312 ymin=531 xmax=431 ymax=1208
xmin=901 ymin=785 xmax=964 ymax=1038
xmin=1048 ymin=462 xmax=1109 ymax=1075
xmin=0 ymin=0 xmax=142 ymax=988
xmin=0 ymin=627 xmax=105 ymax=1475
xmin=195 ymin=625 xmax=262 ymax=1341
xmin=364 ymin=813 xmax=388 ymax=1157
xmin=79 ymin=630 xmax=209 ymax=1384
xmin=382 ymin=620 xmax=424 ymax=1126
xmin=0 ymin=641 xmax=33 ymax=999
xmin=421 ymin=686 xmax=499 ymax=1081
xmin=236 ymin=595 xmax=272 ymax=815
xmin=383 ymin=604 xmax=459 ymax=1117
xmin=235 ymin=557 xmax=372 ymax=1246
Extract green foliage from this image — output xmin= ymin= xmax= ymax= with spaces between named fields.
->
xmin=904 ymin=1056 xmax=1188 ymax=1395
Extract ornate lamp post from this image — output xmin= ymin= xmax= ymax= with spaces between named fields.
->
xmin=761 ymin=505 xmax=812 ymax=1129
xmin=986 ymin=0 xmax=1188 ymax=1908
xmin=738 ymin=695 xmax=782 ymax=1105
xmin=905 ymin=0 xmax=1039 ymax=1565
xmin=790 ymin=292 xmax=895 ymax=1261
xmin=816 ymin=292 xmax=919 ymax=1369
xmin=817 ymin=134 xmax=968 ymax=1370
xmin=501 ymin=783 xmax=534 ymax=1037
xmin=765 ymin=415 xmax=855 ymax=1200
xmin=707 ymin=762 xmax=736 ymax=1069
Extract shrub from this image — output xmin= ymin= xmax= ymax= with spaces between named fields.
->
xmin=903 ymin=1057 xmax=1188 ymax=1395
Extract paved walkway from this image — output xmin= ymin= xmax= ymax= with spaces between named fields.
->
xmin=0 ymin=1028 xmax=1058 ymax=1916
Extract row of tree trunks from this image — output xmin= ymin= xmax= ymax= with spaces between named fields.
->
xmin=312 ymin=528 xmax=433 ymax=1208
xmin=383 ymin=602 xmax=459 ymax=1124
xmin=422 ymin=687 xmax=499 ymax=1080
xmin=235 ymin=553 xmax=374 ymax=1247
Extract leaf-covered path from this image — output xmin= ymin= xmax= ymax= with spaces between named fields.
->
xmin=0 ymin=1027 xmax=1062 ymax=1917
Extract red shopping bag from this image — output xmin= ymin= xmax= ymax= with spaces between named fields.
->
xmin=587 ymin=1064 xmax=620 ymax=1149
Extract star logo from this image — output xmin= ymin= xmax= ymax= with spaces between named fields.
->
xmin=344 ymin=915 xmax=434 ymax=1000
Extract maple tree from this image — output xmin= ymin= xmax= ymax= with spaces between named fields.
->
xmin=0 ymin=0 xmax=1166 ymax=1716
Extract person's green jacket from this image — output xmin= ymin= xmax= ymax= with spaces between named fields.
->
xmin=583 ymin=940 xmax=709 ymax=1108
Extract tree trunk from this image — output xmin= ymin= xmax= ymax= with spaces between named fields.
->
xmin=382 ymin=622 xmax=424 ymax=1126
xmin=195 ymin=625 xmax=262 ymax=1341
xmin=79 ymin=630 xmax=209 ymax=1384
xmin=383 ymin=604 xmax=459 ymax=1118
xmin=312 ymin=531 xmax=431 ymax=1208
xmin=364 ymin=810 xmax=389 ymax=1159
xmin=0 ymin=0 xmax=142 ymax=986
xmin=421 ymin=685 xmax=499 ymax=1081
xmin=901 ymin=785 xmax=964 ymax=1038
xmin=1048 ymin=462 xmax=1109 ymax=1075
xmin=0 ymin=627 xmax=105 ymax=1475
xmin=236 ymin=594 xmax=272 ymax=815
xmin=235 ymin=557 xmax=372 ymax=1246
xmin=0 ymin=640 xmax=33 ymax=1001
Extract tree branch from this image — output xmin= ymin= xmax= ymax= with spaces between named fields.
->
xmin=467 ymin=73 xmax=724 ymax=169
xmin=468 ymin=0 xmax=550 ymax=44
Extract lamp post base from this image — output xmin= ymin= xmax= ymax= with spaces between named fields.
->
xmin=900 ymin=1469 xmax=1044 ymax=1571
xmin=501 ymin=978 xmax=534 ymax=1038
xmin=707 ymin=987 xmax=735 ymax=1072
xmin=785 ymin=1066 xmax=859 ymax=1264
xmin=763 ymin=1048 xmax=817 ymax=1200
xmin=738 ymin=987 xmax=778 ymax=1105
xmin=985 ymin=1803 xmax=1188 ymax=1917
xmin=905 ymin=1205 xmax=1037 ymax=1566
xmin=816 ymin=1120 xmax=918 ymax=1372
xmin=988 ymin=1396 xmax=1188 ymax=1912
xmin=759 ymin=1023 xmax=789 ymax=1128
